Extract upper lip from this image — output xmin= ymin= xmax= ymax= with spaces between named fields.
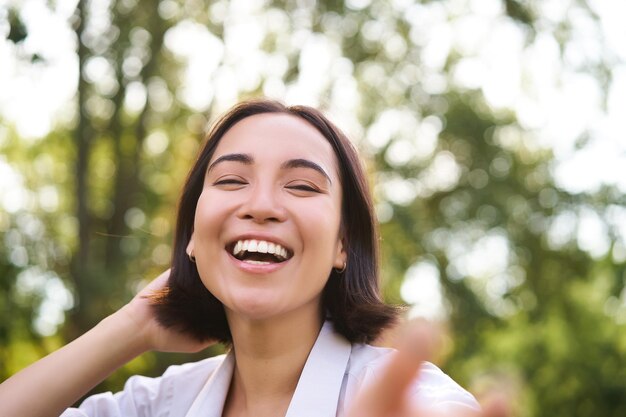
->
xmin=225 ymin=233 xmax=294 ymax=256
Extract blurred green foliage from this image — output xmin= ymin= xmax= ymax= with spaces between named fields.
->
xmin=1 ymin=0 xmax=625 ymax=415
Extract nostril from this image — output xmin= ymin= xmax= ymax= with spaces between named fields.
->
xmin=242 ymin=214 xmax=282 ymax=223
xmin=237 ymin=192 xmax=287 ymax=222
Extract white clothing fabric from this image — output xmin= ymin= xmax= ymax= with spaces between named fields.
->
xmin=61 ymin=322 xmax=479 ymax=417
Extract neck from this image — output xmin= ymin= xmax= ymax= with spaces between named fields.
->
xmin=223 ymin=308 xmax=324 ymax=416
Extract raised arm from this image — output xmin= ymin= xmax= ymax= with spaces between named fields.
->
xmin=0 ymin=270 xmax=214 ymax=417
xmin=346 ymin=321 xmax=511 ymax=417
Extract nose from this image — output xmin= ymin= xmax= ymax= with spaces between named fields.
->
xmin=237 ymin=183 xmax=287 ymax=224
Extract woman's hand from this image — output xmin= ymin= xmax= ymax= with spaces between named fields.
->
xmin=116 ymin=269 xmax=215 ymax=353
xmin=346 ymin=321 xmax=511 ymax=417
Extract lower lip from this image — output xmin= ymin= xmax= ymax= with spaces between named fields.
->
xmin=227 ymin=251 xmax=290 ymax=274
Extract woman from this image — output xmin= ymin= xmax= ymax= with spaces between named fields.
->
xmin=0 ymin=99 xmax=482 ymax=417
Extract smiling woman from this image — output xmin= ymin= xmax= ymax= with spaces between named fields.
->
xmin=0 ymin=99 xmax=482 ymax=417
xmin=150 ymin=100 xmax=396 ymax=345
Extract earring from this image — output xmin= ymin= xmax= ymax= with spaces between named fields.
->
xmin=188 ymin=251 xmax=196 ymax=263
xmin=334 ymin=261 xmax=346 ymax=274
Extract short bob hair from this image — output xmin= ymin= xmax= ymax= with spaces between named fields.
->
xmin=151 ymin=99 xmax=397 ymax=344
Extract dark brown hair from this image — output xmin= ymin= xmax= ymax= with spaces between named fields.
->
xmin=151 ymin=99 xmax=397 ymax=344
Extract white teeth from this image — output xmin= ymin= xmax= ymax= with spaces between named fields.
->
xmin=231 ymin=239 xmax=290 ymax=260
xmin=243 ymin=260 xmax=271 ymax=265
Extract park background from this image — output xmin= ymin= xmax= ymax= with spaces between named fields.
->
xmin=1 ymin=0 xmax=625 ymax=415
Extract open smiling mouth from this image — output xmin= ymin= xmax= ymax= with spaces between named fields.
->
xmin=227 ymin=239 xmax=294 ymax=265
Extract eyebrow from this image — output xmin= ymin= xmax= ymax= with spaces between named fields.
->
xmin=281 ymin=158 xmax=332 ymax=184
xmin=208 ymin=153 xmax=253 ymax=173
xmin=207 ymin=153 xmax=332 ymax=184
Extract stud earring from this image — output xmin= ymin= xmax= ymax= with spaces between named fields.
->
xmin=334 ymin=261 xmax=346 ymax=274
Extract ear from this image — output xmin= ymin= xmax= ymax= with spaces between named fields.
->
xmin=333 ymin=236 xmax=347 ymax=270
xmin=186 ymin=233 xmax=195 ymax=257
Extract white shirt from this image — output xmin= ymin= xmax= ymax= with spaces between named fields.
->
xmin=61 ymin=322 xmax=479 ymax=417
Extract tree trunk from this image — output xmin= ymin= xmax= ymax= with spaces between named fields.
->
xmin=69 ymin=0 xmax=94 ymax=337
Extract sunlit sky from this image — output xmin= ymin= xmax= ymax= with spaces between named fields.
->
xmin=1 ymin=0 xmax=625 ymax=328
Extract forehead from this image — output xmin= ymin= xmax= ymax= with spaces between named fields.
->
xmin=211 ymin=113 xmax=339 ymax=177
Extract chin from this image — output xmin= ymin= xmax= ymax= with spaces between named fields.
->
xmin=227 ymin=293 xmax=285 ymax=320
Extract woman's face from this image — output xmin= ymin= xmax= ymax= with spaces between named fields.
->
xmin=188 ymin=113 xmax=346 ymax=323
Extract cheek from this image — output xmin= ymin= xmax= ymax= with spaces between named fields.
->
xmin=193 ymin=192 xmax=228 ymax=236
xmin=296 ymin=202 xmax=342 ymax=252
xmin=193 ymin=247 xmax=226 ymax=300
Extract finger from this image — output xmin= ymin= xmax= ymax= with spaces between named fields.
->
xmin=146 ymin=269 xmax=171 ymax=289
xmin=481 ymin=391 xmax=512 ymax=417
xmin=354 ymin=320 xmax=441 ymax=415
xmin=137 ymin=269 xmax=171 ymax=297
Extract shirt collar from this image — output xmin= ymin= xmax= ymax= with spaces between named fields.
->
xmin=184 ymin=321 xmax=352 ymax=417
xmin=285 ymin=321 xmax=352 ymax=417
xmin=185 ymin=350 xmax=235 ymax=417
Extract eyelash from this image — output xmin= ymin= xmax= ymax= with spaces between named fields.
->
xmin=213 ymin=179 xmax=320 ymax=193
xmin=214 ymin=179 xmax=247 ymax=186
xmin=287 ymin=184 xmax=320 ymax=193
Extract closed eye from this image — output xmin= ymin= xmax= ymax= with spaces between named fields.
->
xmin=286 ymin=183 xmax=321 ymax=193
xmin=214 ymin=178 xmax=248 ymax=186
